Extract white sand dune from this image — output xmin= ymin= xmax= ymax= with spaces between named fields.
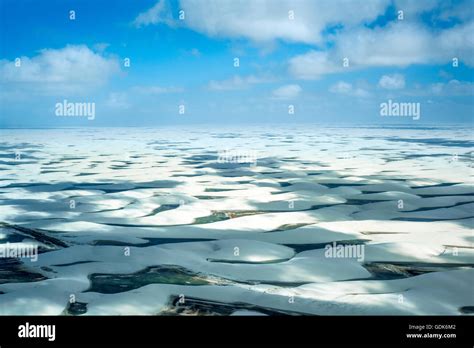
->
xmin=0 ymin=125 xmax=472 ymax=315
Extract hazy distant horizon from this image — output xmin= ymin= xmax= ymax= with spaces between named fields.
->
xmin=1 ymin=121 xmax=473 ymax=129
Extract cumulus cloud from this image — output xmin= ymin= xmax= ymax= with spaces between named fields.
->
xmin=290 ymin=21 xmax=474 ymax=79
xmin=0 ymin=45 xmax=119 ymax=95
xmin=394 ymin=0 xmax=474 ymax=22
xmin=329 ymin=81 xmax=370 ymax=97
xmin=134 ymin=0 xmax=473 ymax=77
xmin=329 ymin=81 xmax=352 ymax=94
xmin=289 ymin=51 xmax=343 ymax=80
xmin=136 ymin=0 xmax=389 ymax=44
xmin=393 ymin=0 xmax=441 ymax=17
xmin=133 ymin=0 xmax=174 ymax=27
xmin=379 ymin=74 xmax=406 ymax=89
xmin=272 ymin=84 xmax=302 ymax=99
xmin=135 ymin=1 xmax=473 ymax=80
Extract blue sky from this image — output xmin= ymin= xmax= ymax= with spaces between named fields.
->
xmin=0 ymin=0 xmax=473 ymax=127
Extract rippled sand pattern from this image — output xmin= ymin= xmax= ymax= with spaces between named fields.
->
xmin=0 ymin=126 xmax=473 ymax=315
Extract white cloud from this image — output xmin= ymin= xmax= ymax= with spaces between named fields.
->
xmin=394 ymin=0 xmax=474 ymax=22
xmin=430 ymin=80 xmax=474 ymax=96
xmin=329 ymin=81 xmax=352 ymax=94
xmin=379 ymin=74 xmax=405 ymax=89
xmin=336 ymin=23 xmax=433 ymax=67
xmin=208 ymin=75 xmax=270 ymax=91
xmin=134 ymin=1 xmax=474 ymax=78
xmin=329 ymin=81 xmax=370 ymax=97
xmin=290 ymin=21 xmax=474 ymax=79
xmin=137 ymin=0 xmax=389 ymax=44
xmin=134 ymin=1 xmax=474 ymax=80
xmin=272 ymin=84 xmax=302 ymax=99
xmin=393 ymin=0 xmax=441 ymax=17
xmin=133 ymin=0 xmax=173 ymax=27
xmin=0 ymin=45 xmax=119 ymax=95
xmin=289 ymin=51 xmax=343 ymax=80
